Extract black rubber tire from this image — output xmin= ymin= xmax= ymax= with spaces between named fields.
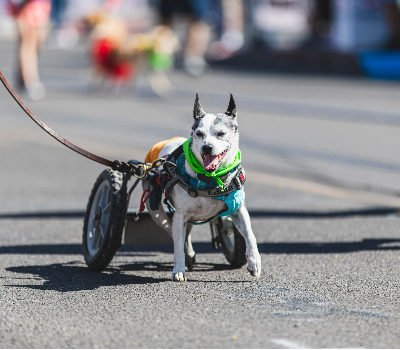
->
xmin=218 ymin=217 xmax=247 ymax=268
xmin=83 ymin=169 xmax=128 ymax=271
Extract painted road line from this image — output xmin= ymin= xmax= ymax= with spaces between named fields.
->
xmin=271 ymin=338 xmax=307 ymax=349
xmin=271 ymin=339 xmax=365 ymax=350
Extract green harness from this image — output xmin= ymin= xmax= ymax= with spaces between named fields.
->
xmin=182 ymin=138 xmax=241 ymax=189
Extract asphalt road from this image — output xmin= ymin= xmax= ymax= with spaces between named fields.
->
xmin=1 ymin=39 xmax=400 ymax=348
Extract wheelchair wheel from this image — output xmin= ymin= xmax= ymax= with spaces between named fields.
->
xmin=82 ymin=169 xmax=128 ymax=271
xmin=218 ymin=216 xmax=247 ymax=268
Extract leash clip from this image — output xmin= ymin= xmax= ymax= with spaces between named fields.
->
xmin=112 ymin=160 xmax=133 ymax=173
xmin=134 ymin=158 xmax=166 ymax=179
xmin=112 ymin=158 xmax=165 ymax=178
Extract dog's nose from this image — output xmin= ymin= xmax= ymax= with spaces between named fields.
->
xmin=202 ymin=144 xmax=213 ymax=155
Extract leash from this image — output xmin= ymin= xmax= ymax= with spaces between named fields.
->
xmin=0 ymin=69 xmax=163 ymax=177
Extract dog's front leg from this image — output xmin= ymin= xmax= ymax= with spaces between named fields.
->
xmin=231 ymin=205 xmax=261 ymax=278
xmin=171 ymin=211 xmax=187 ymax=282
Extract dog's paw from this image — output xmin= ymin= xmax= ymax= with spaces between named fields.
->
xmin=246 ymin=250 xmax=261 ymax=279
xmin=172 ymin=272 xmax=187 ymax=282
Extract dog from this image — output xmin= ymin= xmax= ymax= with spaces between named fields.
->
xmin=143 ymin=93 xmax=261 ymax=282
xmin=84 ymin=12 xmax=179 ymax=95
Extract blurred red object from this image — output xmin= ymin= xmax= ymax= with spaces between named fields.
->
xmin=91 ymin=38 xmax=134 ymax=83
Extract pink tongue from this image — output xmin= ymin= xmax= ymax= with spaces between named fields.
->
xmin=203 ymin=155 xmax=219 ymax=171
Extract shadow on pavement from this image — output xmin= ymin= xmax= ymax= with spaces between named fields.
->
xmin=117 ymin=261 xmax=230 ymax=273
xmin=255 ymin=238 xmax=400 ymax=254
xmin=4 ymin=260 xmax=236 ymax=291
xmin=0 ymin=207 xmax=398 ymax=220
xmin=193 ymin=239 xmax=400 ymax=254
xmin=1 ymin=238 xmax=400 ymax=257
xmin=0 ymin=243 xmax=164 ymax=256
xmin=4 ymin=237 xmax=400 ymax=291
xmin=5 ymin=261 xmax=170 ymax=292
xmin=248 ymin=207 xmax=399 ymax=218
xmin=0 ymin=211 xmax=86 ymax=219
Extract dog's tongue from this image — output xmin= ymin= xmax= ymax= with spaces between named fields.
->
xmin=203 ymin=155 xmax=220 ymax=171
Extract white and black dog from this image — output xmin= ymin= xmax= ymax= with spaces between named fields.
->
xmin=143 ymin=93 xmax=261 ymax=282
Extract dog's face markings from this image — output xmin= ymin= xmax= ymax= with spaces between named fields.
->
xmin=191 ymin=93 xmax=239 ymax=172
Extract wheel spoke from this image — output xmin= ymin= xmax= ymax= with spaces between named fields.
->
xmin=100 ymin=186 xmax=109 ymax=209
xmin=92 ymin=228 xmax=101 ymax=250
xmin=100 ymin=212 xmax=109 ymax=234
xmin=87 ymin=180 xmax=112 ymax=257
xmin=99 ymin=225 xmax=105 ymax=239
xmin=99 ymin=201 xmax=111 ymax=233
xmin=222 ymin=228 xmax=235 ymax=252
xmin=97 ymin=233 xmax=103 ymax=249
xmin=103 ymin=201 xmax=112 ymax=213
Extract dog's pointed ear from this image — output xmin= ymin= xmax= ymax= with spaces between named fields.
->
xmin=226 ymin=93 xmax=237 ymax=118
xmin=193 ymin=92 xmax=205 ymax=120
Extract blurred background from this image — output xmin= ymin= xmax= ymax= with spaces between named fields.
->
xmin=2 ymin=0 xmax=400 ymax=88
xmin=2 ymin=0 xmax=400 ymax=216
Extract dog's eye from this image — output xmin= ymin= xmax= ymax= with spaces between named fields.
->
xmin=195 ymin=131 xmax=204 ymax=138
xmin=216 ymin=131 xmax=226 ymax=137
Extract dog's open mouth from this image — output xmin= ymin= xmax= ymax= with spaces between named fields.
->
xmin=201 ymin=150 xmax=227 ymax=172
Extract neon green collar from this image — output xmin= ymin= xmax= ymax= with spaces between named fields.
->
xmin=182 ymin=138 xmax=241 ymax=188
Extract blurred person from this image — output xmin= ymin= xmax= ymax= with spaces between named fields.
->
xmin=7 ymin=0 xmax=51 ymax=100
xmin=158 ymin=0 xmax=212 ymax=76
xmin=311 ymin=0 xmax=331 ymax=37
xmin=378 ymin=0 xmax=400 ymax=49
xmin=301 ymin=0 xmax=332 ymax=49
xmin=49 ymin=0 xmax=81 ymax=49
xmin=209 ymin=0 xmax=245 ymax=60
xmin=50 ymin=0 xmax=67 ymax=29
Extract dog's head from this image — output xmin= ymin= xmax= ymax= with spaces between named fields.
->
xmin=190 ymin=93 xmax=239 ymax=173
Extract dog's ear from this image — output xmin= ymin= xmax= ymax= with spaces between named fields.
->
xmin=193 ymin=92 xmax=205 ymax=120
xmin=226 ymin=93 xmax=237 ymax=118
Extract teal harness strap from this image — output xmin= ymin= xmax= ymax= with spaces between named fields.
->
xmin=176 ymin=154 xmax=244 ymax=224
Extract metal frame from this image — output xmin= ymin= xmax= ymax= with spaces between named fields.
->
xmin=123 ymin=161 xmax=224 ymax=248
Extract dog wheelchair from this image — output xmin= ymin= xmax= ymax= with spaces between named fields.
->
xmin=82 ymin=158 xmax=247 ymax=272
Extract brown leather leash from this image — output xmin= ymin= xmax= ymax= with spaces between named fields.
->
xmin=0 ymin=69 xmax=139 ymax=175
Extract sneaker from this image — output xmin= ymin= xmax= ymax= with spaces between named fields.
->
xmin=184 ymin=55 xmax=208 ymax=77
xmin=26 ymin=81 xmax=46 ymax=101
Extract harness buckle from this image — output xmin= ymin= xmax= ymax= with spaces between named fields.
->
xmin=234 ymin=167 xmax=246 ymax=190
xmin=163 ymin=161 xmax=178 ymax=177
